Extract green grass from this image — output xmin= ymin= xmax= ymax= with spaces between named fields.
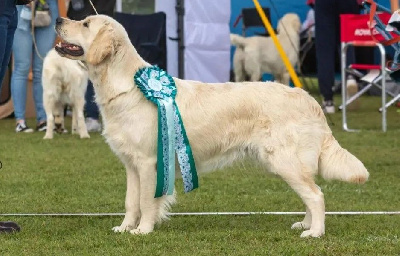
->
xmin=1 ymin=91 xmax=400 ymax=255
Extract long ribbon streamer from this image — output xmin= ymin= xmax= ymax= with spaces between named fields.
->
xmin=134 ymin=66 xmax=198 ymax=198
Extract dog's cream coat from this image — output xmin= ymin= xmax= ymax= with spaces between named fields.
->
xmin=42 ymin=49 xmax=89 ymax=139
xmin=231 ymin=13 xmax=301 ymax=84
xmin=55 ymin=15 xmax=369 ymax=237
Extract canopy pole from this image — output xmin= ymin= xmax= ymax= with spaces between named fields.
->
xmin=252 ymin=0 xmax=302 ymax=88
xmin=176 ymin=0 xmax=185 ymax=79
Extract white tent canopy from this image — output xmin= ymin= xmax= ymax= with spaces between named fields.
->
xmin=156 ymin=0 xmax=231 ymax=83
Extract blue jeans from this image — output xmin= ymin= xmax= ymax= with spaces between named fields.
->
xmin=0 ymin=0 xmax=17 ymax=95
xmin=11 ymin=0 xmax=58 ymax=123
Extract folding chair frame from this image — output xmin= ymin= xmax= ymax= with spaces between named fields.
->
xmin=341 ymin=41 xmax=387 ymax=132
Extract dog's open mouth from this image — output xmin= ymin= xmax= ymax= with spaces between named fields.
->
xmin=55 ymin=41 xmax=84 ymax=57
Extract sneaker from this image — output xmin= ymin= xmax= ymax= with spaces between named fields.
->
xmin=36 ymin=121 xmax=47 ymax=132
xmin=346 ymin=76 xmax=360 ymax=111
xmin=0 ymin=226 xmax=16 ymax=233
xmin=0 ymin=222 xmax=21 ymax=233
xmin=15 ymin=122 xmax=34 ymax=133
xmin=322 ymin=100 xmax=335 ymax=114
xmin=85 ymin=117 xmax=102 ymax=132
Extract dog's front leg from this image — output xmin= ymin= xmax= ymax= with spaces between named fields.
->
xmin=43 ymin=97 xmax=54 ymax=139
xmin=130 ymin=159 xmax=162 ymax=235
xmin=112 ymin=165 xmax=140 ymax=233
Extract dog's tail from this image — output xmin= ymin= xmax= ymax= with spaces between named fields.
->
xmin=319 ymin=135 xmax=369 ymax=184
xmin=230 ymin=34 xmax=247 ymax=48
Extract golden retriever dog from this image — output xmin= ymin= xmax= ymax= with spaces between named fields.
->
xmin=54 ymin=15 xmax=369 ymax=238
xmin=42 ymin=48 xmax=90 ymax=139
xmin=231 ymin=13 xmax=301 ymax=84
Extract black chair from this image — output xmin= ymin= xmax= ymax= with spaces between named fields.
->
xmin=241 ymin=7 xmax=274 ymax=37
xmin=114 ymin=12 xmax=167 ymax=70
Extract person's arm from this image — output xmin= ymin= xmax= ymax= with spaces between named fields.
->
xmin=391 ymin=0 xmax=399 ymax=12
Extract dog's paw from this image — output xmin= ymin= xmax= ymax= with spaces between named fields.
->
xmin=300 ymin=229 xmax=324 ymax=238
xmin=112 ymin=224 xmax=134 ymax=233
xmin=79 ymin=133 xmax=90 ymax=139
xmin=43 ymin=134 xmax=53 ymax=140
xmin=129 ymin=227 xmax=153 ymax=235
xmin=291 ymin=221 xmax=311 ymax=230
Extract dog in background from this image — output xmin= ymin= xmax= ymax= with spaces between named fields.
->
xmin=42 ymin=48 xmax=90 ymax=139
xmin=54 ymin=15 xmax=369 ymax=238
xmin=231 ymin=13 xmax=301 ymax=84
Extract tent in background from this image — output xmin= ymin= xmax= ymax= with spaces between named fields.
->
xmin=156 ymin=0 xmax=231 ymax=83
xmin=155 ymin=0 xmax=310 ymax=83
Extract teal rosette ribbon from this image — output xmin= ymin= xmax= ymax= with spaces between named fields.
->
xmin=134 ymin=66 xmax=198 ymax=198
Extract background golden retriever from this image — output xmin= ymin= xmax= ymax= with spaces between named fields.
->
xmin=230 ymin=13 xmax=301 ymax=84
xmin=42 ymin=48 xmax=89 ymax=139
xmin=54 ymin=15 xmax=368 ymax=238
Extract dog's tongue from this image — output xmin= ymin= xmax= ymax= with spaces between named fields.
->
xmin=55 ymin=41 xmax=84 ymax=57
xmin=58 ymin=42 xmax=81 ymax=50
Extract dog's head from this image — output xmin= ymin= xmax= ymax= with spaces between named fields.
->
xmin=277 ymin=13 xmax=301 ymax=34
xmin=55 ymin=15 xmax=123 ymax=65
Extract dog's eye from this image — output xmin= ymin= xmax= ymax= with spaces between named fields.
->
xmin=83 ymin=22 xmax=89 ymax=28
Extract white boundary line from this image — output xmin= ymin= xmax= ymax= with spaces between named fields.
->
xmin=1 ymin=211 xmax=400 ymax=217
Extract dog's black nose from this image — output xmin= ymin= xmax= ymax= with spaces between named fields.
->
xmin=56 ymin=17 xmax=63 ymax=25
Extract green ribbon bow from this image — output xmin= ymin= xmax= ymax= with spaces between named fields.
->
xmin=134 ymin=66 xmax=198 ymax=198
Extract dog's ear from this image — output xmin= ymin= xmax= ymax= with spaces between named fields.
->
xmin=87 ymin=26 xmax=115 ymax=65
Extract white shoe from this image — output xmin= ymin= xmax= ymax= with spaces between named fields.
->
xmin=322 ymin=100 xmax=335 ymax=114
xmin=346 ymin=76 xmax=360 ymax=110
xmin=15 ymin=122 xmax=34 ymax=133
xmin=85 ymin=117 xmax=102 ymax=132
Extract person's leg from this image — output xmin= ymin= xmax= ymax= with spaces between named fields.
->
xmin=337 ymin=0 xmax=362 ymax=111
xmin=338 ymin=0 xmax=360 ymax=65
xmin=0 ymin=24 xmax=7 ymax=90
xmin=0 ymin=2 xmax=21 ymax=232
xmin=0 ymin=1 xmax=17 ymax=93
xmin=31 ymin=0 xmax=59 ymax=126
xmin=85 ymin=80 xmax=99 ymax=119
xmin=11 ymin=5 xmax=34 ymax=129
xmin=85 ymin=80 xmax=102 ymax=132
xmin=315 ymin=0 xmax=336 ymax=103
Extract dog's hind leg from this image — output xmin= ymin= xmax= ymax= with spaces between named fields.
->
xmin=71 ymin=107 xmax=77 ymax=134
xmin=233 ymin=48 xmax=246 ymax=82
xmin=113 ymin=164 xmax=141 ymax=233
xmin=291 ymin=206 xmax=312 ymax=230
xmin=248 ymin=68 xmax=261 ymax=82
xmin=73 ymin=98 xmax=90 ymax=139
xmin=281 ymin=73 xmax=291 ymax=86
xmin=284 ymin=170 xmax=324 ymax=237
xmin=130 ymin=158 xmax=175 ymax=235
xmin=264 ymin=153 xmax=325 ymax=238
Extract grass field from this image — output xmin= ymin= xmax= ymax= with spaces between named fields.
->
xmin=1 ymin=91 xmax=400 ymax=255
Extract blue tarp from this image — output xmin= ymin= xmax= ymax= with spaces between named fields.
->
xmin=229 ymin=0 xmax=310 ymax=81
xmin=230 ymin=0 xmax=308 ymax=36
